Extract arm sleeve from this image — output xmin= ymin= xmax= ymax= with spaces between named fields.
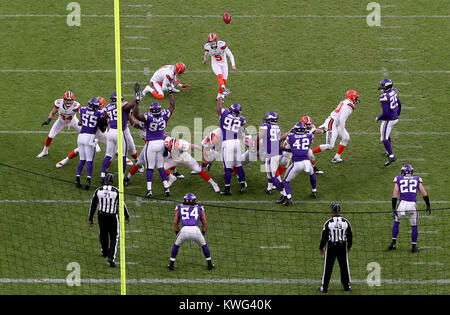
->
xmin=319 ymin=223 xmax=329 ymax=250
xmin=89 ymin=191 xmax=99 ymax=221
xmin=346 ymin=221 xmax=353 ymax=249
xmin=225 ymin=48 xmax=235 ymax=67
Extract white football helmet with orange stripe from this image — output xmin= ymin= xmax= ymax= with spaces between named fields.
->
xmin=207 ymin=33 xmax=218 ymax=49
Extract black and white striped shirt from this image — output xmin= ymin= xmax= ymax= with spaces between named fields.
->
xmin=89 ymin=185 xmax=129 ymax=220
xmin=319 ymin=216 xmax=353 ymax=250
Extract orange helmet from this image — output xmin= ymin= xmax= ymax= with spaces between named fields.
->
xmin=63 ymin=91 xmax=75 ymax=106
xmin=174 ymin=62 xmax=186 ymax=75
xmin=301 ymin=115 xmax=313 ymax=128
xmin=345 ymin=90 xmax=360 ymax=104
xmin=97 ymin=96 xmax=106 ymax=109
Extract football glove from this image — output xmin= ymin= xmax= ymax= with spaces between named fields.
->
xmin=426 ymin=205 xmax=431 ymax=215
xmin=41 ymin=118 xmax=52 ymax=126
xmin=375 ymin=116 xmax=379 ymax=123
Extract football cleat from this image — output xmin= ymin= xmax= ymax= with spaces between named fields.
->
xmin=331 ymin=157 xmax=345 ymax=164
xmin=265 ymin=189 xmax=272 ymax=195
xmin=167 ymin=175 xmax=177 ymax=188
xmin=138 ymin=165 xmax=145 ymax=173
xmin=190 ymin=170 xmax=200 ymax=175
xmin=411 ymin=244 xmax=419 ymax=253
xmin=311 ymin=191 xmax=318 ymax=198
xmin=318 ymin=286 xmax=328 ymax=294
xmin=239 ymin=182 xmax=248 ymax=193
xmin=388 ymin=242 xmax=396 ymax=251
xmin=36 ymin=149 xmax=48 ymax=158
xmin=56 ymin=158 xmax=69 ymax=168
xmin=382 ymin=151 xmax=389 ymax=158
xmin=164 ymin=187 xmax=170 ymax=196
xmin=212 ymin=183 xmax=221 ymax=193
xmin=126 ymin=158 xmax=133 ymax=166
xmin=84 ymin=178 xmax=91 ymax=190
xmin=173 ymin=171 xmax=185 ymax=179
xmin=220 ymin=187 xmax=232 ymax=195
xmin=124 ymin=177 xmax=130 ymax=187
xmin=384 ymin=155 xmax=397 ymax=167
xmin=108 ymin=259 xmax=116 ymax=268
xmin=75 ymin=177 xmax=82 ymax=188
xmin=313 ymin=166 xmax=324 ymax=175
xmin=167 ymin=262 xmax=174 ymax=271
xmin=206 ymin=162 xmax=213 ymax=172
xmin=276 ymin=195 xmax=287 ymax=204
xmin=207 ymin=262 xmax=215 ymax=270
xmin=146 ymin=190 xmax=152 ymax=198
xmin=284 ymin=198 xmax=293 ymax=206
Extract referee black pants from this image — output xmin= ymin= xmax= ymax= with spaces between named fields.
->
xmin=98 ymin=213 xmax=119 ymax=262
xmin=321 ymin=243 xmax=351 ymax=290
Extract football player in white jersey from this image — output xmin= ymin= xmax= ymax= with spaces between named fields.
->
xmin=164 ymin=137 xmax=220 ymax=193
xmin=37 ymin=91 xmax=82 ymax=158
xmin=141 ymin=63 xmax=189 ymax=100
xmin=200 ymin=128 xmax=222 ymax=171
xmin=312 ymin=90 xmax=359 ymax=163
xmin=203 ymin=33 xmax=236 ymax=98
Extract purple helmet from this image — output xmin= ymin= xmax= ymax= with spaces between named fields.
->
xmin=183 ymin=192 xmax=197 ymax=205
xmin=264 ymin=111 xmax=278 ymax=124
xmin=378 ymin=79 xmax=393 ymax=92
xmin=401 ymin=164 xmax=414 ymax=176
xmin=110 ymin=91 xmax=124 ymax=103
xmin=88 ymin=97 xmax=100 ymax=110
xmin=229 ymin=103 xmax=242 ymax=116
xmin=292 ymin=121 xmax=307 ymax=134
xmin=149 ymin=102 xmax=162 ymax=115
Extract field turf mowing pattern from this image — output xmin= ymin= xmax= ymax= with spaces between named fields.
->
xmin=0 ymin=0 xmax=449 ymax=295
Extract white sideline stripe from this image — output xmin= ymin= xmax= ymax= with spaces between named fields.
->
xmin=124 ymin=36 xmax=149 ymax=39
xmin=128 ymin=4 xmax=152 ymax=7
xmin=0 ymin=278 xmax=449 ymax=284
xmin=123 ymin=59 xmax=150 ymax=62
xmin=2 ymin=200 xmax=450 ymax=205
xmin=125 ymin=25 xmax=152 ymax=28
xmin=421 ymin=246 xmax=443 ymax=249
xmin=412 ymin=262 xmax=444 ymax=265
xmin=124 ymin=47 xmax=150 ymax=50
xmin=1 ymin=14 xmax=449 ymax=18
xmin=125 ymin=230 xmax=141 ymax=233
xmin=1 ymin=69 xmax=449 ymax=74
xmin=259 ymin=245 xmax=291 ymax=249
xmin=397 ymin=145 xmax=422 ymax=148
xmin=398 ymin=158 xmax=425 ymax=161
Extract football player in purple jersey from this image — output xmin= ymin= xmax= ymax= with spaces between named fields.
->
xmin=75 ymin=98 xmax=108 ymax=189
xmin=278 ymin=122 xmax=317 ymax=205
xmin=132 ymin=83 xmax=175 ymax=197
xmin=100 ymin=92 xmax=138 ymax=184
xmin=216 ymin=94 xmax=247 ymax=195
xmin=389 ymin=164 xmax=431 ymax=253
xmin=259 ymin=112 xmax=286 ymax=197
xmin=375 ymin=79 xmax=402 ymax=166
xmin=167 ymin=193 xmax=215 ymax=271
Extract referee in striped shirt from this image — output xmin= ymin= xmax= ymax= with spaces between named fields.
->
xmin=89 ymin=173 xmax=130 ymax=267
xmin=318 ymin=202 xmax=352 ymax=293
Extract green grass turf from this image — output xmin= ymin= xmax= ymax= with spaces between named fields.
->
xmin=0 ymin=0 xmax=449 ymax=295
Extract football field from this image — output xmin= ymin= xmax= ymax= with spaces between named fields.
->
xmin=0 ymin=0 xmax=449 ymax=295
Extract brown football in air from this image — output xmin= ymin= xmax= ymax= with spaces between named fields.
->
xmin=223 ymin=12 xmax=231 ymax=24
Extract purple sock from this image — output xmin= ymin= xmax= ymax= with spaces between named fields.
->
xmin=170 ymin=244 xmax=179 ymax=259
xmin=76 ymin=160 xmax=86 ymax=176
xmin=202 ymin=244 xmax=211 ymax=259
xmin=392 ymin=221 xmax=400 ymax=239
xmin=224 ymin=168 xmax=232 ymax=186
xmin=309 ymin=174 xmax=317 ymax=189
xmin=158 ymin=168 xmax=167 ymax=181
xmin=86 ymin=161 xmax=94 ymax=178
xmin=123 ymin=156 xmax=127 ymax=174
xmin=383 ymin=140 xmax=393 ymax=155
xmin=411 ymin=225 xmax=418 ymax=244
xmin=236 ymin=166 xmax=245 ymax=183
xmin=146 ymin=169 xmax=154 ymax=182
xmin=271 ymin=176 xmax=283 ymax=191
xmin=284 ymin=180 xmax=292 ymax=196
xmin=102 ymin=156 xmax=112 ymax=173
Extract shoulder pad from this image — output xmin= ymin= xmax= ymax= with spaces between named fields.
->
xmin=219 ymin=41 xmax=228 ymax=49
xmin=54 ymin=99 xmax=63 ymax=107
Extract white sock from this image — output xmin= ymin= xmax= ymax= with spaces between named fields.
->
xmin=163 ymin=181 xmax=168 ymax=189
xmin=147 ymin=182 xmax=152 ymax=191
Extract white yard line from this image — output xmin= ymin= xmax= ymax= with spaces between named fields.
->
xmin=402 ymin=106 xmax=416 ymax=110
xmin=412 ymin=262 xmax=444 ymax=265
xmin=397 ymin=158 xmax=425 ymax=161
xmin=259 ymin=245 xmax=291 ymax=249
xmin=125 ymin=25 xmax=152 ymax=29
xmin=123 ymin=59 xmax=150 ymax=62
xmin=124 ymin=36 xmax=150 ymax=39
xmin=420 ymin=246 xmax=443 ymax=249
xmin=0 ymin=278 xmax=448 ymax=284
xmin=2 ymin=200 xmax=450 ymax=205
xmin=1 ymin=69 xmax=449 ymax=74
xmin=396 ymin=145 xmax=423 ymax=148
xmin=123 ymin=47 xmax=151 ymax=50
xmin=128 ymin=4 xmax=152 ymax=7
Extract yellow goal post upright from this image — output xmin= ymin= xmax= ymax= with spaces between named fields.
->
xmin=114 ymin=0 xmax=127 ymax=295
